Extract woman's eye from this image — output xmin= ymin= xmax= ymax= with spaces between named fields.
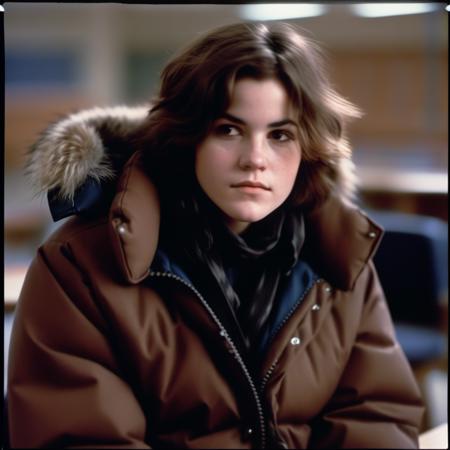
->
xmin=214 ymin=124 xmax=240 ymax=137
xmin=270 ymin=129 xmax=294 ymax=142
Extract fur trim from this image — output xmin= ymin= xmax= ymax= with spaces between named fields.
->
xmin=26 ymin=105 xmax=149 ymax=200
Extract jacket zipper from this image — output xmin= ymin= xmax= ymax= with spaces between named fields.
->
xmin=260 ymin=277 xmax=322 ymax=394
xmin=149 ymin=270 xmax=267 ymax=448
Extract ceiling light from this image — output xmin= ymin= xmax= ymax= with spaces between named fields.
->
xmin=351 ymin=3 xmax=440 ymax=18
xmin=240 ymin=3 xmax=326 ymax=21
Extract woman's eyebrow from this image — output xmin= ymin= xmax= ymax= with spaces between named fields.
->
xmin=220 ymin=113 xmax=297 ymax=128
xmin=220 ymin=113 xmax=246 ymax=125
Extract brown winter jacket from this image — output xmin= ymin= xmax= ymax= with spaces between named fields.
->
xmin=7 ymin=107 xmax=424 ymax=448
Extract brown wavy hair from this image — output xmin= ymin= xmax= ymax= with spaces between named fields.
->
xmin=135 ymin=21 xmax=361 ymax=211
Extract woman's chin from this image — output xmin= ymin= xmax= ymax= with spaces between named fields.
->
xmin=222 ymin=210 xmax=273 ymax=233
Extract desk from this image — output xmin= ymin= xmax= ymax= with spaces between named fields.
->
xmin=358 ymin=167 xmax=448 ymax=194
xmin=419 ymin=423 xmax=448 ymax=449
xmin=357 ymin=166 xmax=448 ymax=221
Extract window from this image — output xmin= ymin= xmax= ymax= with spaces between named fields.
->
xmin=6 ymin=50 xmax=80 ymax=87
xmin=124 ymin=51 xmax=169 ymax=102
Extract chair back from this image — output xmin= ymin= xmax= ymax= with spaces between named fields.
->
xmin=369 ymin=210 xmax=448 ymax=327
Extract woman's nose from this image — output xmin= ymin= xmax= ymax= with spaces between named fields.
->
xmin=238 ymin=137 xmax=267 ymax=171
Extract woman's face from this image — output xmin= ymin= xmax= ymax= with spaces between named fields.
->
xmin=195 ymin=77 xmax=302 ymax=234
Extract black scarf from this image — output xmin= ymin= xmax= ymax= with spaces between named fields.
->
xmin=161 ymin=187 xmax=305 ymax=357
xmin=213 ymin=207 xmax=305 ymax=351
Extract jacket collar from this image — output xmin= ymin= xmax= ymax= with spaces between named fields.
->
xmin=108 ymin=153 xmax=161 ymax=284
xmin=303 ymin=194 xmax=383 ymax=290
xmin=108 ymin=154 xmax=383 ymax=290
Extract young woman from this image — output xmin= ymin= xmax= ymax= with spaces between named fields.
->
xmin=8 ymin=22 xmax=423 ymax=448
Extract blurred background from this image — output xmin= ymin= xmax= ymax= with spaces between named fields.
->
xmin=4 ymin=2 xmax=448 ymax=439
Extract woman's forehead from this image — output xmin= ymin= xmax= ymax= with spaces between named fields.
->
xmin=224 ymin=78 xmax=298 ymax=124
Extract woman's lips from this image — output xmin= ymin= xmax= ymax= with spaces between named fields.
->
xmin=231 ymin=181 xmax=271 ymax=191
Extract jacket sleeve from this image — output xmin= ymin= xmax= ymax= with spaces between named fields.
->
xmin=7 ymin=240 xmax=150 ymax=449
xmin=309 ymin=261 xmax=425 ymax=449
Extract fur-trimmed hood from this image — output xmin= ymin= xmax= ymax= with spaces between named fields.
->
xmin=26 ymin=105 xmax=358 ymax=210
xmin=26 ymin=105 xmax=150 ymax=201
